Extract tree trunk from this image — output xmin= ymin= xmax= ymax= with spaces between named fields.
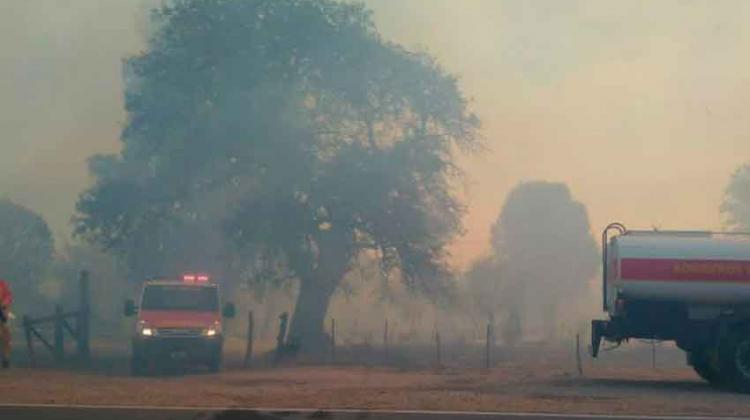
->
xmin=287 ymin=234 xmax=350 ymax=355
xmin=286 ymin=273 xmax=338 ymax=354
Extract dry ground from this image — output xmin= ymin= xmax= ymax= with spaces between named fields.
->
xmin=2 ymin=340 xmax=750 ymax=417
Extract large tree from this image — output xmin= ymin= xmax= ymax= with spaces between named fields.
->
xmin=75 ymin=0 xmax=479 ymax=351
xmin=0 ymin=198 xmax=54 ymax=304
xmin=490 ymin=181 xmax=597 ymax=339
xmin=723 ymin=164 xmax=750 ymax=230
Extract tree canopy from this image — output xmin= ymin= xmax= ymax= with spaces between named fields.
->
xmin=74 ymin=0 xmax=479 ymax=351
xmin=0 ymin=198 xmax=54 ymax=303
xmin=723 ymin=164 xmax=750 ymax=230
xmin=488 ymin=181 xmax=597 ymax=338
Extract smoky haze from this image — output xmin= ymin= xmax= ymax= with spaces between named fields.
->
xmin=2 ymin=1 xmax=749 ymax=266
xmin=2 ymin=1 xmax=750 ymax=349
xmin=0 ymin=0 xmax=149 ymax=236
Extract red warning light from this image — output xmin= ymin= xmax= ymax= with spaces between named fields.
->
xmin=183 ymin=273 xmax=210 ymax=283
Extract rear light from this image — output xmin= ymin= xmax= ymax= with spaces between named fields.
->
xmin=183 ymin=275 xmax=196 ymax=282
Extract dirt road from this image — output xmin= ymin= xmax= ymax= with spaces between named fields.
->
xmin=1 ymin=343 xmax=749 ymax=417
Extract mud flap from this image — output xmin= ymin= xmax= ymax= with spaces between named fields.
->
xmin=591 ymin=320 xmax=608 ymax=358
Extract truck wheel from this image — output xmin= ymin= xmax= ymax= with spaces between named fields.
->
xmin=208 ymin=354 xmax=222 ymax=373
xmin=131 ymin=348 xmax=150 ymax=376
xmin=688 ymin=350 xmax=721 ymax=384
xmin=207 ymin=346 xmax=222 ymax=373
xmin=131 ymin=356 xmax=147 ymax=376
xmin=719 ymin=331 xmax=750 ymax=392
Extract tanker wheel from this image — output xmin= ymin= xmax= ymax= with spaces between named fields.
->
xmin=719 ymin=331 xmax=750 ymax=393
xmin=688 ymin=350 xmax=721 ymax=385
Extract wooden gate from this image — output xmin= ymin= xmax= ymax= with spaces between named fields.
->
xmin=23 ymin=271 xmax=90 ymax=365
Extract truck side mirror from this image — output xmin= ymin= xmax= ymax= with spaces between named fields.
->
xmin=222 ymin=302 xmax=236 ymax=318
xmin=124 ymin=299 xmax=137 ymax=317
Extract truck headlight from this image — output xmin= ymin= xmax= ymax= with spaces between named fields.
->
xmin=137 ymin=321 xmax=156 ymax=337
xmin=203 ymin=323 xmax=221 ymax=337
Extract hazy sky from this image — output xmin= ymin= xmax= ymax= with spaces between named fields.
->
xmin=2 ymin=1 xmax=749 ymax=268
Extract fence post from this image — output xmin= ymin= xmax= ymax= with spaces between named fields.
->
xmin=576 ymin=334 xmax=583 ymax=376
xmin=244 ymin=310 xmax=254 ymax=368
xmin=275 ymin=312 xmax=289 ymax=364
xmin=330 ymin=318 xmax=336 ymax=363
xmin=383 ymin=318 xmax=389 ymax=362
xmin=78 ymin=271 xmax=90 ymax=361
xmin=485 ymin=322 xmax=492 ymax=369
xmin=23 ymin=316 xmax=35 ymax=367
xmin=54 ymin=305 xmax=65 ymax=363
xmin=435 ymin=329 xmax=442 ymax=368
xmin=652 ymin=340 xmax=656 ymax=369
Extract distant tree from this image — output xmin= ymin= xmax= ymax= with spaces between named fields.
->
xmin=490 ymin=181 xmax=597 ymax=339
xmin=0 ymin=198 xmax=54 ymax=304
xmin=74 ymin=0 xmax=479 ymax=352
xmin=723 ymin=164 xmax=750 ymax=230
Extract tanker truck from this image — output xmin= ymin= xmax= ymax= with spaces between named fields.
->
xmin=591 ymin=223 xmax=750 ymax=391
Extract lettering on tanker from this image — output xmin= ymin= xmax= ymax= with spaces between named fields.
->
xmin=673 ymin=261 xmax=745 ymax=276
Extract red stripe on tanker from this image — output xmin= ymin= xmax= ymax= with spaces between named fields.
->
xmin=620 ymin=258 xmax=750 ymax=282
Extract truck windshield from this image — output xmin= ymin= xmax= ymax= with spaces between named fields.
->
xmin=141 ymin=285 xmax=218 ymax=312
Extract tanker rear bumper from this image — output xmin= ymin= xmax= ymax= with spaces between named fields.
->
xmin=590 ymin=318 xmax=631 ymax=358
xmin=590 ymin=320 xmax=609 ymax=358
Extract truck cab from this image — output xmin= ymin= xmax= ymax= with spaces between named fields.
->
xmin=124 ymin=274 xmax=235 ymax=375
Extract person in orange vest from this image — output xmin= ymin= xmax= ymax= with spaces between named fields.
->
xmin=0 ymin=279 xmax=12 ymax=368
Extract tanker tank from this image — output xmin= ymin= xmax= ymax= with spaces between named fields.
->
xmin=606 ymin=232 xmax=750 ymax=309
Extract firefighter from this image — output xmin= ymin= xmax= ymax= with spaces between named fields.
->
xmin=0 ymin=279 xmax=12 ymax=368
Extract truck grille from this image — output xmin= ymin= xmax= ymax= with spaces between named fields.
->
xmin=156 ymin=328 xmax=204 ymax=337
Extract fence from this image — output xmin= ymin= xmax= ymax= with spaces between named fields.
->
xmin=255 ymin=313 xmax=503 ymax=369
xmin=239 ymin=310 xmax=609 ymax=376
xmin=23 ymin=271 xmax=91 ymax=366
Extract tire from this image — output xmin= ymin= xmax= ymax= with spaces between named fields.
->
xmin=718 ymin=330 xmax=750 ymax=393
xmin=130 ymin=348 xmax=149 ymax=376
xmin=688 ymin=350 xmax=721 ymax=384
xmin=131 ymin=356 xmax=147 ymax=376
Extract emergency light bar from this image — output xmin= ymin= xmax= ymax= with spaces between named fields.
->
xmin=182 ymin=274 xmax=210 ymax=283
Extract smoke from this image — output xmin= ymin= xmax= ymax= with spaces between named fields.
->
xmin=2 ymin=0 xmax=750 ymax=263
xmin=0 ymin=0 xmax=151 ymax=236
xmin=366 ymin=0 xmax=750 ymax=267
xmin=2 ymin=0 xmax=748 ymax=354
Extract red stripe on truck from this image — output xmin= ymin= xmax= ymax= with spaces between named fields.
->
xmin=620 ymin=258 xmax=750 ymax=282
